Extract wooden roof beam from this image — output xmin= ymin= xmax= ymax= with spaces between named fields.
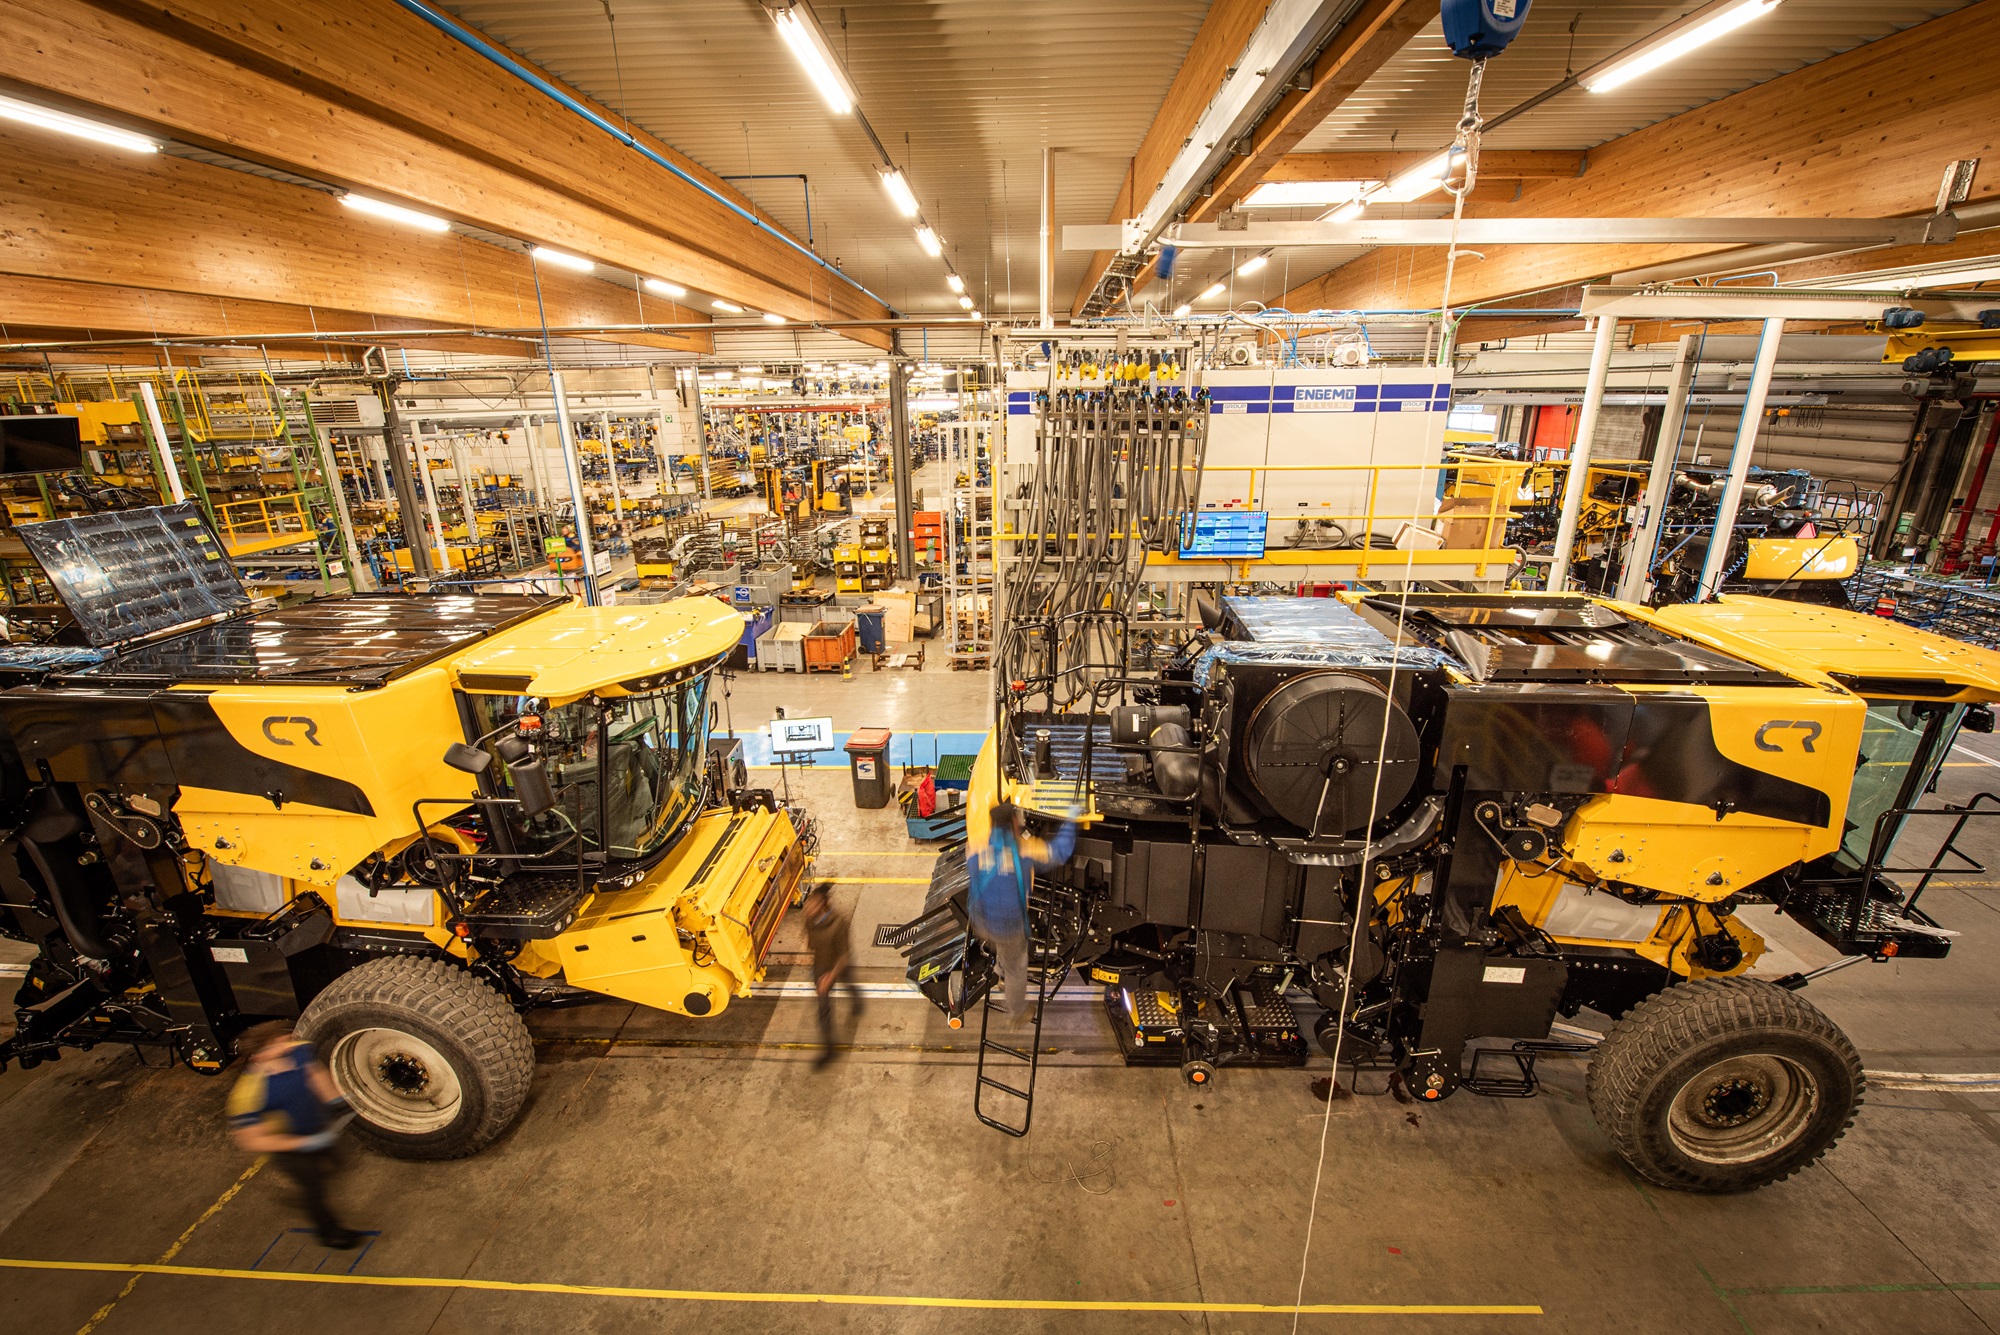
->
xmin=0 ymin=0 xmax=890 ymax=344
xmin=0 ymin=128 xmax=715 ymax=356
xmin=1277 ymin=5 xmax=2000 ymax=319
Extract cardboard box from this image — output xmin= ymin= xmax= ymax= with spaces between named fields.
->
xmin=1434 ymin=497 xmax=1512 ymax=550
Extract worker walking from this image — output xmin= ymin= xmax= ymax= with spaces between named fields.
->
xmin=803 ymin=882 xmax=863 ymax=1068
xmin=227 ymin=1021 xmax=360 ymax=1249
xmin=967 ymin=802 xmax=1078 ymax=1016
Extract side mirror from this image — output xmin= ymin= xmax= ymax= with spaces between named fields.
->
xmin=496 ymin=735 xmax=558 ymax=817
xmin=1966 ymin=704 xmax=1995 ymax=734
xmin=443 ymin=742 xmax=493 ymax=774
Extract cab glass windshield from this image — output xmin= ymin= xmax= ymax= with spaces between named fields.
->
xmin=467 ymin=677 xmax=711 ymax=864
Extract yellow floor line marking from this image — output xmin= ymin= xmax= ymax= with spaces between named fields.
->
xmin=73 ymin=1158 xmax=265 ymax=1335
xmin=9 ymin=1258 xmax=1540 ymax=1316
xmin=817 ymin=877 xmax=933 ymax=884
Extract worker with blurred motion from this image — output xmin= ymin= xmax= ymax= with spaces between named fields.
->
xmin=227 ymin=1021 xmax=360 ymax=1249
xmin=967 ymin=801 xmax=1078 ymax=1016
xmin=804 ymin=881 xmax=863 ymax=1068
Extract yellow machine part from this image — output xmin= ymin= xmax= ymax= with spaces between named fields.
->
xmin=53 ymin=399 xmax=142 ymax=445
xmin=176 ymin=667 xmax=479 ymax=889
xmin=1489 ymin=863 xmax=1765 ymax=979
xmin=1558 ymin=683 xmax=1866 ymax=899
xmin=1741 ymin=535 xmax=1860 ymax=582
xmin=551 ymin=803 xmax=806 ymax=1016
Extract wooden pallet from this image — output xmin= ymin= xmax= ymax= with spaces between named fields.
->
xmin=949 ymin=653 xmax=990 ymax=670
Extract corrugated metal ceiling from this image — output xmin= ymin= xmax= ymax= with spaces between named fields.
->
xmin=440 ymin=0 xmax=1211 ymax=323
xmin=435 ymin=1 xmax=1974 ymax=340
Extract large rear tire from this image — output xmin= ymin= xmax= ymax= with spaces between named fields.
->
xmin=297 ymin=956 xmax=533 ymax=1160
xmin=1586 ymin=977 xmax=1863 ymax=1192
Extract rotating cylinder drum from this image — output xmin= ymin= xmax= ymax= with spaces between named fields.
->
xmin=1241 ymin=673 xmax=1420 ymax=835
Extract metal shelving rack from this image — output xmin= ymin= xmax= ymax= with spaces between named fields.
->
xmin=944 ymin=382 xmax=997 ymax=669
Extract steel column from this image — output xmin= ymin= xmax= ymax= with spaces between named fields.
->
xmin=1698 ymin=318 xmax=1787 ymax=599
xmin=889 ymin=342 xmax=915 ymax=577
xmin=550 ymin=370 xmax=599 ymax=604
xmin=378 ymin=386 xmax=434 ymax=579
xmin=1616 ymin=335 xmax=1698 ymax=602
xmin=1547 ymin=316 xmax=1620 ymax=591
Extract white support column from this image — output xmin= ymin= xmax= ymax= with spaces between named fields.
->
xmin=1616 ymin=335 xmax=1699 ymax=603
xmin=1547 ymin=315 xmax=1621 ymax=591
xmin=415 ymin=427 xmax=452 ymax=577
xmin=451 ymin=437 xmax=478 ymax=542
xmin=550 ymin=371 xmax=599 ymax=604
xmin=654 ymin=408 xmax=673 ymax=517
xmin=600 ymin=410 xmax=624 ymax=534
xmin=136 ymin=382 xmax=186 ymax=504
xmin=1698 ymin=317 xmax=1786 ymax=600
xmin=1039 ymin=147 xmax=1055 ymax=330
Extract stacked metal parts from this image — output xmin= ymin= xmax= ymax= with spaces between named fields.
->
xmin=997 ymin=346 xmax=1210 ymax=736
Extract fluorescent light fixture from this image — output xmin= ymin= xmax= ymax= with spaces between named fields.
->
xmin=531 ymin=246 xmax=594 ymax=273
xmin=763 ymin=312 xmax=787 ymax=325
xmin=915 ymin=226 xmax=942 ymax=257
xmin=1241 ymin=180 xmax=1371 ymax=208
xmin=772 ymin=3 xmax=856 ymax=116
xmin=1374 ymin=151 xmax=1456 ymax=204
xmin=741 ymin=365 xmax=764 ymax=374
xmin=643 ymin=277 xmax=688 ymax=298
xmin=0 ymin=93 xmax=158 ymax=154
xmin=1173 ymin=304 xmax=1193 ymax=318
xmin=1198 ymin=282 xmax=1227 ymax=301
xmin=957 ymin=295 xmax=973 ymax=310
xmin=880 ymin=169 xmax=920 ymax=217
xmin=1328 ymin=200 xmax=1366 ymax=223
xmin=1237 ymin=254 xmax=1269 ymax=276
xmin=968 ymin=310 xmax=981 ymax=320
xmin=947 ymin=274 xmax=965 ymax=294
xmin=341 ymin=194 xmax=450 ymax=233
xmin=705 ymin=369 xmax=734 ymax=380
xmin=713 ymin=299 xmax=745 ymax=313
xmin=1583 ymin=0 xmax=1783 ymax=94
xmin=873 ymin=361 xmax=890 ymax=372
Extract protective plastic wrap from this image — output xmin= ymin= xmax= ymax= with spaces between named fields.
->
xmin=1195 ymin=596 xmax=1455 ymax=685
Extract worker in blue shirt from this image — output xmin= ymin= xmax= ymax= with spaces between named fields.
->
xmin=967 ymin=801 xmax=1077 ymax=1016
xmin=227 ymin=1021 xmax=359 ymax=1249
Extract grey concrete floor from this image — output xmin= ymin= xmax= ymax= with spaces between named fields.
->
xmin=4 ymin=687 xmax=2000 ymax=1331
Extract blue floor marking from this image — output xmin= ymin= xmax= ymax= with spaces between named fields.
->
xmin=716 ymin=729 xmax=986 ymax=768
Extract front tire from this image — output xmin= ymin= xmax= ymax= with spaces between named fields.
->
xmin=1586 ymin=977 xmax=1862 ymax=1192
xmin=297 ymin=956 xmax=534 ymax=1160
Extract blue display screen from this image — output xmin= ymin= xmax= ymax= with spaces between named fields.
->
xmin=1179 ymin=510 xmax=1269 ymax=560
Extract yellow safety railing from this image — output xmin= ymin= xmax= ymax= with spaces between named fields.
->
xmin=213 ymin=491 xmax=316 ymax=557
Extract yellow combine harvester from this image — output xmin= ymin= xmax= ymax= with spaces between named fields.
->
xmin=901 ymin=589 xmax=2000 ymax=1189
xmin=0 ymin=504 xmax=807 ymax=1157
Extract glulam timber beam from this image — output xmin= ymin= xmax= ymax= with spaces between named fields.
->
xmin=1278 ymin=5 xmax=2000 ymax=317
xmin=0 ymin=0 xmax=890 ymax=346
xmin=0 ymin=276 xmax=540 ymax=359
xmin=0 ymin=127 xmax=714 ymax=356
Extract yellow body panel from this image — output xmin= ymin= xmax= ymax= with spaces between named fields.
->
xmin=1742 ymin=535 xmax=1859 ymax=582
xmin=177 ymin=668 xmax=478 ymax=887
xmin=1489 ymin=864 xmax=1766 ymax=977
xmin=449 ymin=598 xmax=744 ymax=703
xmin=555 ymin=804 xmax=805 ymax=1015
xmin=1639 ymin=595 xmax=2000 ymax=702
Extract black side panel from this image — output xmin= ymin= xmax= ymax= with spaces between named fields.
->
xmin=2 ymin=690 xmax=176 ymax=786
xmin=1201 ymin=844 xmax=1288 ymax=940
xmin=1147 ymin=841 xmax=1194 ymax=927
xmin=0 ymin=688 xmax=375 ymax=816
xmin=1614 ymin=695 xmax=1830 ymax=827
xmin=1294 ymin=865 xmax=1346 ymax=960
xmin=1112 ymin=842 xmax=1150 ymax=918
xmin=1437 ymin=686 xmax=1634 ymax=794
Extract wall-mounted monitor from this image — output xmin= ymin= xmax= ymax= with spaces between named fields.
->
xmin=0 ymin=414 xmax=84 ymax=474
xmin=1179 ymin=510 xmax=1269 ymax=560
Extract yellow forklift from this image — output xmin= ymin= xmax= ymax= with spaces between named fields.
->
xmin=0 ymin=504 xmax=809 ymax=1158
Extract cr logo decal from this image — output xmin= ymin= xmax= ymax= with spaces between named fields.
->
xmin=1754 ymin=720 xmax=1820 ymax=753
xmin=261 ymin=716 xmax=321 ymax=747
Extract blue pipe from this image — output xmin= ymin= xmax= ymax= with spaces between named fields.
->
xmin=390 ymin=0 xmax=891 ymax=309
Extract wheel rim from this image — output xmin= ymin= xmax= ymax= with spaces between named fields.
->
xmin=1666 ymin=1053 xmax=1819 ymax=1166
xmin=328 ymin=1027 xmax=464 ymax=1134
